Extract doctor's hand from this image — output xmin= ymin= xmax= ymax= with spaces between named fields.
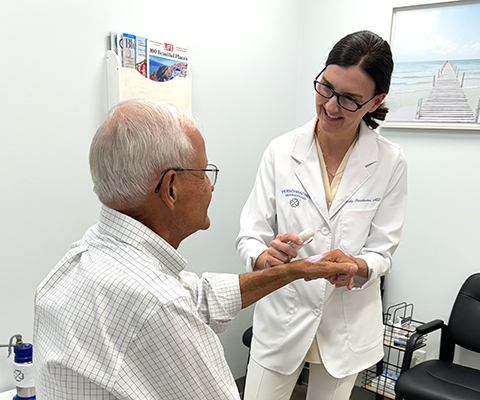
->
xmin=255 ymin=233 xmax=304 ymax=270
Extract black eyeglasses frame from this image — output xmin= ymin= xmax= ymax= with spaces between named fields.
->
xmin=313 ymin=68 xmax=378 ymax=112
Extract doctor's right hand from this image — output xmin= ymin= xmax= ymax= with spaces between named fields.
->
xmin=255 ymin=233 xmax=304 ymax=270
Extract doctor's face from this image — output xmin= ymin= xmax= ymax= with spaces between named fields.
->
xmin=315 ymin=65 xmax=386 ymax=137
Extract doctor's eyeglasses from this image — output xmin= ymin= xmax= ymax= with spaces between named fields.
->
xmin=154 ymin=163 xmax=219 ymax=193
xmin=313 ymin=68 xmax=378 ymax=112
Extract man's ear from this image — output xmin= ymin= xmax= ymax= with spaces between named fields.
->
xmin=159 ymin=171 xmax=178 ymax=211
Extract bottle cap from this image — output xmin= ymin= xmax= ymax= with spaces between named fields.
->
xmin=14 ymin=343 xmax=33 ymax=363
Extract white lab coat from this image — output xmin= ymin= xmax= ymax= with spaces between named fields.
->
xmin=236 ymin=117 xmax=407 ymax=378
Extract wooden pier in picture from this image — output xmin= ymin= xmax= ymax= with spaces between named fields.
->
xmin=415 ymin=61 xmax=478 ymax=123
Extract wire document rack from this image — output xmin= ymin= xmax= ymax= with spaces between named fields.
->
xmin=361 ymin=302 xmax=427 ymax=399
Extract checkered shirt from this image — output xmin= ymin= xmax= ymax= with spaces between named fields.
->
xmin=34 ymin=205 xmax=242 ymax=399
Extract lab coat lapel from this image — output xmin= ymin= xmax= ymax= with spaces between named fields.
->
xmin=329 ymin=122 xmax=378 ymax=218
xmin=291 ymin=118 xmax=330 ymax=225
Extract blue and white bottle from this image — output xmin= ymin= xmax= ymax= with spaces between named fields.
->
xmin=12 ymin=343 xmax=35 ymax=400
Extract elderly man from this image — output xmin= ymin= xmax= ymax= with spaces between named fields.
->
xmin=34 ymin=99 xmax=356 ymax=399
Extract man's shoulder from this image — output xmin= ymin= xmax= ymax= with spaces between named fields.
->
xmin=38 ymin=238 xmax=188 ymax=307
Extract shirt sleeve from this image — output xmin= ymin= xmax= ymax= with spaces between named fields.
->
xmin=114 ymin=298 xmax=241 ymax=400
xmin=179 ymin=271 xmax=242 ymax=333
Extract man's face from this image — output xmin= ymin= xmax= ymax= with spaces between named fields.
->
xmin=176 ymin=125 xmax=214 ymax=236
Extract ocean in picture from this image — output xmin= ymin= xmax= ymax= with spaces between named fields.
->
xmin=149 ymin=56 xmax=188 ymax=82
xmin=385 ymin=59 xmax=480 ymax=123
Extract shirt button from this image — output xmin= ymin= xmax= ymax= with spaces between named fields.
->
xmin=320 ymin=227 xmax=330 ymax=236
xmin=313 ymin=309 xmax=321 ymax=316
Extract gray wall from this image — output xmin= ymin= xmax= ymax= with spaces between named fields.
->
xmin=1 ymin=0 xmax=479 ymax=392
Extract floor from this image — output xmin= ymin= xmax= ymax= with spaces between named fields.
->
xmin=290 ymin=385 xmax=375 ymax=400
xmin=236 ymin=377 xmax=376 ymax=399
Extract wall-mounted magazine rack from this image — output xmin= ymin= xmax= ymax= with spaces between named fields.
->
xmin=106 ymin=50 xmax=192 ymax=111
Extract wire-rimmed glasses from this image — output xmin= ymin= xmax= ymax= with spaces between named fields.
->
xmin=154 ymin=163 xmax=219 ymax=193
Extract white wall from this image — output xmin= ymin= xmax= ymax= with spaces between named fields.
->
xmin=1 ymin=0 xmax=479 ymax=393
xmin=0 ymin=0 xmax=303 ymax=391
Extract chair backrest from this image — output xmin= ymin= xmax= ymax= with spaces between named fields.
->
xmin=448 ymin=273 xmax=480 ymax=353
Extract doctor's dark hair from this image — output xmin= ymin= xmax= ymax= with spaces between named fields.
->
xmin=325 ymin=30 xmax=393 ymax=129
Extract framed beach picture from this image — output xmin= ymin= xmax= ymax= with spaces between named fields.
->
xmin=383 ymin=0 xmax=480 ymax=129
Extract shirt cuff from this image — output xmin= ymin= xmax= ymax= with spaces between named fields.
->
xmin=201 ymin=273 xmax=242 ymax=332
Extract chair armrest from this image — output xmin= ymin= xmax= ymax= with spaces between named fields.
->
xmin=400 ymin=319 xmax=445 ymax=373
xmin=415 ymin=319 xmax=444 ymax=335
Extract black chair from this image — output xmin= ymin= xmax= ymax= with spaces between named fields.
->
xmin=395 ymin=273 xmax=480 ymax=400
xmin=242 ymin=326 xmax=253 ymax=373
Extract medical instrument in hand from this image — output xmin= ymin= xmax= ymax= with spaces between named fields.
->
xmin=289 ymin=228 xmax=315 ymax=251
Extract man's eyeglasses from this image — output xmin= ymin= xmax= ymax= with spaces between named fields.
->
xmin=154 ymin=163 xmax=219 ymax=193
xmin=313 ymin=68 xmax=378 ymax=112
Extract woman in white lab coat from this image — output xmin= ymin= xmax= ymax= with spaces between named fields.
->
xmin=236 ymin=31 xmax=407 ymax=400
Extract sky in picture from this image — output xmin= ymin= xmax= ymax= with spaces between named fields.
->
xmin=392 ymin=3 xmax=480 ymax=62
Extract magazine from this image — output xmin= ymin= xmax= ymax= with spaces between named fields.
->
xmin=135 ymin=36 xmax=147 ymax=77
xmin=122 ymin=33 xmax=136 ymax=69
xmin=109 ymin=32 xmax=189 ymax=80
xmin=110 ymin=32 xmax=118 ymax=54
xmin=148 ymin=40 xmax=188 ymax=82
xmin=116 ymin=33 xmax=123 ymax=63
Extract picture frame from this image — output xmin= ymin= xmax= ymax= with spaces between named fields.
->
xmin=382 ymin=0 xmax=480 ymax=130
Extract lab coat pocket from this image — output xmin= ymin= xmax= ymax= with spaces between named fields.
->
xmin=253 ymin=285 xmax=297 ymax=349
xmin=342 ymin=284 xmax=383 ymax=353
xmin=339 ymin=209 xmax=377 ymax=254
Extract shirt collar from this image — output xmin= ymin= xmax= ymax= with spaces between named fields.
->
xmin=97 ymin=205 xmax=187 ymax=277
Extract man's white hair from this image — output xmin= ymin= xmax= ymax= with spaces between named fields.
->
xmin=89 ymin=99 xmax=196 ymax=208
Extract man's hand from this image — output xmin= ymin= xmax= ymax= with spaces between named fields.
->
xmin=307 ymin=250 xmax=358 ymax=289
xmin=297 ymin=249 xmax=358 ymax=283
xmin=325 ymin=250 xmax=368 ymax=290
xmin=240 ymin=251 xmax=357 ymax=309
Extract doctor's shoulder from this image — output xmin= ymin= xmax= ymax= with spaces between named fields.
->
xmin=374 ymin=133 xmax=406 ymax=159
